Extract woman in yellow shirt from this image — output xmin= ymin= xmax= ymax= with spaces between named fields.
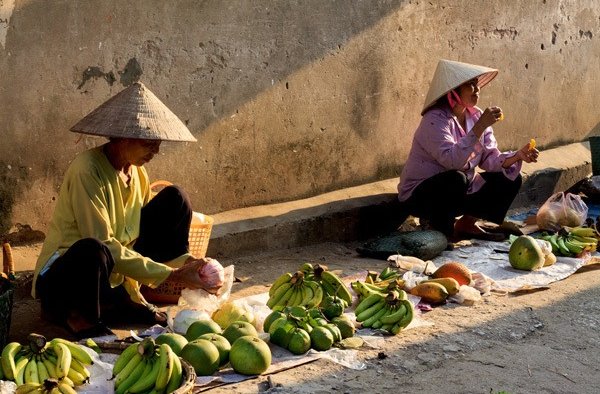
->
xmin=32 ymin=83 xmax=224 ymax=338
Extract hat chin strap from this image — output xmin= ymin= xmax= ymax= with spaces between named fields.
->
xmin=447 ymin=90 xmax=475 ymax=115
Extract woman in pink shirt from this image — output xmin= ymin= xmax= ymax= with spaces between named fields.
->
xmin=398 ymin=60 xmax=539 ymax=240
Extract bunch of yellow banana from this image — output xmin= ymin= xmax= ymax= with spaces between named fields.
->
xmin=539 ymin=226 xmax=598 ymax=257
xmin=14 ymin=378 xmax=76 ymax=394
xmin=267 ymin=271 xmax=324 ymax=310
xmin=112 ymin=337 xmax=183 ymax=394
xmin=365 ymin=266 xmax=402 ymax=284
xmin=354 ymin=291 xmax=414 ymax=335
xmin=1 ymin=334 xmax=92 ymax=393
xmin=302 ymin=263 xmax=353 ymax=306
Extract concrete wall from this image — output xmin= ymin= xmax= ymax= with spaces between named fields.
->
xmin=1 ymin=0 xmax=599 ymax=234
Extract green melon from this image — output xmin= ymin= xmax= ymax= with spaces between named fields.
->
xmin=509 ymin=235 xmax=545 ymax=271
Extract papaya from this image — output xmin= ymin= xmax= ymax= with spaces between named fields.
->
xmin=409 ymin=282 xmax=448 ymax=304
xmin=421 ymin=277 xmax=460 ymax=296
xmin=431 ymin=261 xmax=472 ymax=286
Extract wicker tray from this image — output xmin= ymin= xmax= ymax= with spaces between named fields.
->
xmin=99 ymin=341 xmax=196 ymax=394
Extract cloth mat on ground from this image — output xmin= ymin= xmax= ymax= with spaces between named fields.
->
xmin=434 ymin=239 xmax=598 ymax=292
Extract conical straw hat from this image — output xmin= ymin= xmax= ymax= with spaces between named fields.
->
xmin=421 ymin=59 xmax=498 ymax=115
xmin=70 ymin=82 xmax=197 ymax=142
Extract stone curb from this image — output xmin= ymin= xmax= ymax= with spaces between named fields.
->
xmin=207 ymin=142 xmax=592 ymax=258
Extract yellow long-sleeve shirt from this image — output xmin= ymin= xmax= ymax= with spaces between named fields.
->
xmin=31 ymin=145 xmax=191 ymax=300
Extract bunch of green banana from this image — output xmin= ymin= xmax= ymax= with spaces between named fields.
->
xmin=539 ymin=226 xmax=598 ymax=257
xmin=304 ymin=263 xmax=353 ymax=306
xmin=112 ymin=337 xmax=183 ymax=394
xmin=1 ymin=333 xmax=92 ymax=393
xmin=267 ymin=271 xmax=324 ymax=310
xmin=354 ymin=291 xmax=414 ymax=335
xmin=365 ymin=266 xmax=402 ymax=284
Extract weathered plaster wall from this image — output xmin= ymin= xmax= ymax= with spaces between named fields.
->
xmin=0 ymin=0 xmax=599 ymax=234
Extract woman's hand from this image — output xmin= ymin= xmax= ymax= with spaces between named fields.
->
xmin=516 ymin=142 xmax=539 ymax=163
xmin=167 ymin=257 xmax=225 ymax=294
xmin=472 ymin=106 xmax=503 ymax=138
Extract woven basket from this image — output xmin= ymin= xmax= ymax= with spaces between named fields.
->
xmin=99 ymin=341 xmax=196 ymax=394
xmin=141 ymin=181 xmax=214 ymax=304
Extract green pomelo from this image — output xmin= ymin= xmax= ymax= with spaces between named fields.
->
xmin=196 ymin=333 xmax=231 ymax=367
xmin=268 ymin=319 xmax=296 ymax=348
xmin=263 ymin=311 xmax=286 ymax=333
xmin=331 ymin=316 xmax=356 ymax=339
xmin=229 ymin=336 xmax=272 ymax=375
xmin=509 ymin=235 xmax=545 ymax=271
xmin=180 ymin=339 xmax=220 ymax=376
xmin=310 ymin=326 xmax=334 ymax=351
xmin=222 ymin=321 xmax=258 ymax=345
xmin=320 ymin=295 xmax=346 ymax=320
xmin=155 ymin=333 xmax=188 ymax=356
xmin=185 ymin=319 xmax=222 ymax=341
xmin=287 ymin=328 xmax=311 ymax=355
xmin=212 ymin=302 xmax=254 ymax=329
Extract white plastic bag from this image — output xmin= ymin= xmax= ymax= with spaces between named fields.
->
xmin=178 ymin=264 xmax=235 ymax=314
xmin=536 ymin=192 xmax=588 ymax=231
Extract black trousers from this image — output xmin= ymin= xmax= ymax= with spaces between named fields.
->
xmin=403 ymin=170 xmax=522 ymax=236
xmin=36 ymin=185 xmax=193 ymax=326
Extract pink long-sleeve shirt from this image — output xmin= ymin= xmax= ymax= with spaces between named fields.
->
xmin=398 ymin=104 xmax=521 ymax=201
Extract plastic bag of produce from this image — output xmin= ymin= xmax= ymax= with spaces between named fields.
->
xmin=536 ymin=192 xmax=588 ymax=231
xmin=177 ymin=264 xmax=235 ymax=315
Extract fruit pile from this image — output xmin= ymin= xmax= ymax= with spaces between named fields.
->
xmin=537 ymin=226 xmax=598 ymax=257
xmin=267 ymin=263 xmax=352 ymax=310
xmin=1 ymin=333 xmax=93 ymax=394
xmin=354 ymin=290 xmax=413 ymax=334
xmin=112 ymin=337 xmax=182 ymax=394
xmin=264 ymin=305 xmax=355 ymax=353
xmin=179 ymin=318 xmax=271 ymax=376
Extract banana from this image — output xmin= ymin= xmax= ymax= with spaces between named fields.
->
xmin=50 ymin=339 xmax=93 ymax=366
xmin=35 ymin=357 xmax=49 ymax=382
xmin=380 ymin=303 xmax=407 ymax=325
xmin=569 ymin=226 xmax=597 ymax=238
xmin=52 ymin=342 xmax=71 ymax=379
xmin=128 ymin=355 xmax=161 ymax=393
xmin=548 ymin=234 xmax=560 ymax=254
xmin=276 ymin=285 xmax=296 ymax=308
xmin=66 ymin=367 xmax=87 ymax=386
xmin=113 ymin=352 xmax=143 ymax=388
xmin=299 ymin=281 xmax=314 ymax=306
xmin=570 ymin=234 xmax=598 ymax=244
xmin=321 ymin=271 xmax=353 ymax=305
xmin=556 ymin=236 xmax=571 ymax=256
xmin=15 ymin=355 xmax=30 ymax=386
xmin=354 ymin=293 xmax=385 ymax=316
xmin=14 ymin=382 xmax=43 ymax=394
xmin=320 ymin=279 xmax=337 ymax=297
xmin=115 ymin=358 xmax=148 ymax=394
xmin=269 ymin=272 xmax=293 ymax=297
xmin=266 ymin=282 xmax=293 ymax=309
xmin=60 ymin=376 xmax=75 ymax=387
xmin=396 ymin=300 xmax=414 ymax=329
xmin=355 ymin=298 xmax=386 ymax=322
xmin=1 ymin=341 xmax=23 ymax=380
xmin=41 ymin=353 xmax=58 ymax=379
xmin=57 ymin=382 xmax=78 ymax=394
xmin=165 ymin=353 xmax=183 ymax=394
xmin=69 ymin=357 xmax=90 ymax=380
xmin=563 ymin=237 xmax=584 ymax=255
xmin=154 ymin=344 xmax=174 ymax=392
xmin=300 ymin=262 xmax=314 ymax=277
xmin=288 ymin=286 xmax=302 ymax=307
xmin=361 ymin=305 xmax=389 ymax=328
xmin=24 ymin=357 xmax=40 ymax=384
xmin=323 ymin=324 xmax=342 ymax=342
xmin=112 ymin=342 xmax=140 ymax=377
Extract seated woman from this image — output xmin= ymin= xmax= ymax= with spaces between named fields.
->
xmin=397 ymin=59 xmax=539 ymax=241
xmin=32 ymin=82 xmax=224 ymax=339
